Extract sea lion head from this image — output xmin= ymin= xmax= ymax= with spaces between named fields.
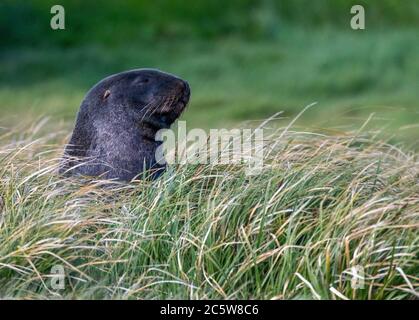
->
xmin=90 ymin=68 xmax=190 ymax=129
xmin=61 ymin=69 xmax=190 ymax=181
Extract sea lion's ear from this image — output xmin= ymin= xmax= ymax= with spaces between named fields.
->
xmin=103 ymin=90 xmax=111 ymax=100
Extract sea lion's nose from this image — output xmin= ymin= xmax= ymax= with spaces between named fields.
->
xmin=174 ymin=78 xmax=190 ymax=99
xmin=175 ymin=78 xmax=185 ymax=89
xmin=183 ymin=81 xmax=190 ymax=98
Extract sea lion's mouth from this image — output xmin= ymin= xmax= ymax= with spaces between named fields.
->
xmin=174 ymin=96 xmax=188 ymax=114
xmin=158 ymin=80 xmax=190 ymax=115
xmin=137 ymin=81 xmax=190 ymax=133
xmin=172 ymin=82 xmax=191 ymax=115
xmin=143 ymin=117 xmax=170 ymax=130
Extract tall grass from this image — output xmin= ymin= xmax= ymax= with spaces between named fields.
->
xmin=0 ymin=118 xmax=417 ymax=299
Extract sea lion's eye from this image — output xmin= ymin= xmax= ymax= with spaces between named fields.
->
xmin=135 ymin=78 xmax=149 ymax=85
xmin=103 ymin=90 xmax=111 ymax=99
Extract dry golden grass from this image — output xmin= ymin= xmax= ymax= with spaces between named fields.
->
xmin=0 ymin=117 xmax=417 ymax=299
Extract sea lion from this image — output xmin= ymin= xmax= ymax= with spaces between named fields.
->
xmin=60 ymin=69 xmax=190 ymax=181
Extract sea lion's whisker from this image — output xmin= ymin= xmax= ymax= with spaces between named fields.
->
xmin=140 ymin=97 xmax=163 ymax=122
xmin=152 ymin=96 xmax=169 ymax=116
xmin=160 ymin=95 xmax=175 ymax=113
xmin=140 ymin=99 xmax=159 ymax=121
xmin=139 ymin=98 xmax=159 ymax=113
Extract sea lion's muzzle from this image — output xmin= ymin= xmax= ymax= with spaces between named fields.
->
xmin=178 ymin=80 xmax=190 ymax=111
xmin=159 ymin=79 xmax=190 ymax=116
xmin=183 ymin=81 xmax=191 ymax=103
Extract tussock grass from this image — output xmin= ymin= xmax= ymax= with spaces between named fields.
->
xmin=0 ymin=118 xmax=418 ymax=299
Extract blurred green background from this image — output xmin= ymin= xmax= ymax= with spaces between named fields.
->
xmin=1 ymin=0 xmax=418 ymax=147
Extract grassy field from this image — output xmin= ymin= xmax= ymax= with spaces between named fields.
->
xmin=1 ymin=28 xmax=419 ymax=147
xmin=1 ymin=1 xmax=418 ymax=146
xmin=0 ymin=1 xmax=418 ymax=300
xmin=0 ymin=119 xmax=417 ymax=299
